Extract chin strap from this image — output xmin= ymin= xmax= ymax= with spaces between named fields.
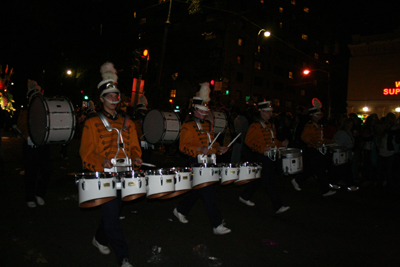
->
xmin=101 ymin=95 xmax=121 ymax=104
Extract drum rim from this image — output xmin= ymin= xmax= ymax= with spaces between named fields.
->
xmin=28 ymin=95 xmax=49 ymax=146
xmin=142 ymin=109 xmax=181 ymax=144
xmin=75 ymin=172 xmax=116 ymax=178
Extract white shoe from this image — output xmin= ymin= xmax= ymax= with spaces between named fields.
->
xmin=173 ymin=208 xmax=188 ymax=223
xmin=121 ymin=258 xmax=134 ymax=267
xmin=291 ymin=179 xmax=301 ymax=191
xmin=239 ymin=197 xmax=255 ymax=206
xmin=27 ymin=201 xmax=36 ymax=208
xmin=275 ymin=206 xmax=290 ymax=214
xmin=213 ymin=222 xmax=231 ymax=235
xmin=35 ymin=196 xmax=45 ymax=206
xmin=92 ymin=237 xmax=110 ymax=255
xmin=347 ymin=186 xmax=359 ymax=192
xmin=322 ymin=190 xmax=336 ymax=197
xmin=329 ymin=184 xmax=341 ymax=190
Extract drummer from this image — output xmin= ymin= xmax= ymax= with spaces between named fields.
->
xmin=15 ymin=80 xmax=52 ymax=208
xmin=239 ymin=101 xmax=290 ymax=214
xmin=173 ymin=88 xmax=231 ymax=235
xmin=290 ymin=99 xmax=336 ymax=197
xmin=79 ymin=62 xmax=142 ymax=267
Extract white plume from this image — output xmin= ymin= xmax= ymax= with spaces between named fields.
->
xmin=139 ymin=95 xmax=148 ymax=106
xmin=100 ymin=62 xmax=118 ymax=82
xmin=198 ymin=82 xmax=210 ymax=103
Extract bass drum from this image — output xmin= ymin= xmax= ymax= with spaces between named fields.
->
xmin=28 ymin=96 xmax=76 ymax=146
xmin=211 ymin=111 xmax=228 ymax=134
xmin=142 ymin=110 xmax=181 ymax=144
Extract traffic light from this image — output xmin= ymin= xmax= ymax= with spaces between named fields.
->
xmin=84 ymin=95 xmax=89 ymax=100
xmin=169 ymin=99 xmax=173 ymax=104
xmin=225 ymin=89 xmax=229 ymax=95
xmin=133 ymin=48 xmax=149 ymax=76
xmin=210 ymin=80 xmax=215 ymax=86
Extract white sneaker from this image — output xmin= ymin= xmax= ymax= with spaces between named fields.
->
xmin=213 ymin=222 xmax=231 ymax=235
xmin=291 ymin=179 xmax=301 ymax=191
xmin=27 ymin=201 xmax=36 ymax=208
xmin=92 ymin=237 xmax=110 ymax=255
xmin=35 ymin=196 xmax=45 ymax=206
xmin=329 ymin=184 xmax=341 ymax=190
xmin=121 ymin=258 xmax=133 ymax=267
xmin=173 ymin=208 xmax=188 ymax=223
xmin=322 ymin=190 xmax=336 ymax=197
xmin=275 ymin=206 xmax=290 ymax=214
xmin=347 ymin=186 xmax=359 ymax=192
xmin=239 ymin=197 xmax=255 ymax=206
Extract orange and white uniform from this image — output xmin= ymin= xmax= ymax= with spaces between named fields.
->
xmin=80 ymin=112 xmax=142 ymax=172
xmin=301 ymin=121 xmax=323 ymax=148
xmin=245 ymin=119 xmax=283 ymax=154
xmin=179 ymin=119 xmax=220 ymax=157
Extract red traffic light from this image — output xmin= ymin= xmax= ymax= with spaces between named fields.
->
xmin=169 ymin=99 xmax=173 ymax=104
xmin=210 ymin=80 xmax=215 ymax=86
xmin=142 ymin=49 xmax=149 ymax=58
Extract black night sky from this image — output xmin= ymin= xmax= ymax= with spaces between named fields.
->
xmin=1 ymin=0 xmax=399 ymax=106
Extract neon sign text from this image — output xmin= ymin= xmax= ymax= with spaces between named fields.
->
xmin=383 ymin=81 xmax=400 ymax=95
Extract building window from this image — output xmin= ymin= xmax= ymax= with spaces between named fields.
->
xmin=291 ymin=0 xmax=296 ymax=5
xmin=289 ymin=71 xmax=293 ymax=79
xmin=300 ymin=89 xmax=305 ymax=96
xmin=304 ymin=7 xmax=309 ymax=13
xmin=238 ymin=38 xmax=244 ymax=46
xmin=286 ymin=100 xmax=292 ymax=108
xmin=260 ymin=0 xmax=264 ymax=3
xmin=274 ymin=99 xmax=280 ymax=106
xmin=236 ymin=72 xmax=244 ymax=82
xmin=170 ymin=90 xmax=176 ymax=97
xmin=301 ymin=34 xmax=308 ymax=40
xmin=257 ymin=45 xmax=261 ymax=53
xmin=139 ymin=18 xmax=146 ymax=25
xmin=237 ymin=55 xmax=243 ymax=64
xmin=279 ymin=22 xmax=283 ymax=29
xmin=314 ymin=53 xmax=319 ymax=59
xmin=254 ymin=61 xmax=262 ymax=70
xmin=279 ymin=7 xmax=283 ymax=13
xmin=254 ymin=77 xmax=263 ymax=86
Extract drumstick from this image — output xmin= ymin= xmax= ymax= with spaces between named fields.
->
xmin=140 ymin=132 xmax=146 ymax=139
xmin=141 ymin=162 xmax=156 ymax=167
xmin=208 ymin=132 xmax=221 ymax=149
xmin=227 ymin=133 xmax=241 ymax=148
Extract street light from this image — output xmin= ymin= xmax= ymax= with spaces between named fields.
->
xmin=250 ymin=29 xmax=271 ymax=98
xmin=303 ymin=68 xmax=331 ymax=118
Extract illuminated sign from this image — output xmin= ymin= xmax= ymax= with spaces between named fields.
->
xmin=383 ymin=81 xmax=400 ymax=95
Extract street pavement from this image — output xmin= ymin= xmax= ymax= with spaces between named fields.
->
xmin=1 ymin=131 xmax=400 ymax=267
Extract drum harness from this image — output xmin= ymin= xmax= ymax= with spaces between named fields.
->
xmin=97 ymin=112 xmax=133 ymax=173
xmin=311 ymin=121 xmax=328 ymax=155
xmin=257 ymin=119 xmax=278 ymax=161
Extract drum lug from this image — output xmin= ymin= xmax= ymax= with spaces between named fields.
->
xmin=98 ymin=180 xmax=101 ymax=190
xmin=160 ymin=176 xmax=163 ymax=186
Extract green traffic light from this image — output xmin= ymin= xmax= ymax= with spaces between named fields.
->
xmin=84 ymin=96 xmax=89 ymax=100
xmin=225 ymin=90 xmax=229 ymax=95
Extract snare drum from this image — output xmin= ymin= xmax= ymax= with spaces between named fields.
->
xmin=220 ymin=163 xmax=239 ymax=185
xmin=160 ymin=167 xmax=192 ymax=199
xmin=331 ymin=146 xmax=348 ymax=166
xmin=192 ymin=163 xmax=220 ymax=189
xmin=211 ymin=111 xmax=228 ymax=134
xmin=145 ymin=169 xmax=175 ymax=199
xmin=75 ymin=172 xmax=116 ymax=208
xmin=28 ymin=96 xmax=76 ymax=146
xmin=235 ymin=162 xmax=257 ymax=186
xmin=280 ymin=148 xmax=303 ymax=175
xmin=255 ymin=163 xmax=262 ymax=179
xmin=142 ymin=110 xmax=181 ymax=144
xmin=120 ymin=171 xmax=146 ymax=201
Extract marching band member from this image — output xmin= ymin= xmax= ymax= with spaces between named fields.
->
xmin=239 ymin=101 xmax=290 ymax=214
xmin=16 ymin=80 xmax=52 ymax=208
xmin=173 ymin=85 xmax=231 ymax=235
xmin=79 ymin=62 xmax=142 ymax=267
xmin=291 ymin=99 xmax=336 ymax=197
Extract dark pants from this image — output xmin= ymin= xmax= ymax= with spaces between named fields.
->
xmin=95 ymin=191 xmax=129 ymax=265
xmin=176 ymin=156 xmax=223 ymax=228
xmin=23 ymin=141 xmax=52 ymax=202
xmin=240 ymin=153 xmax=283 ymax=212
xmin=294 ymin=147 xmax=331 ymax=194
xmin=329 ymin=160 xmax=355 ymax=187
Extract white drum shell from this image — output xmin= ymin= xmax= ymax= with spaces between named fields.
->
xmin=332 ymin=146 xmax=348 ymax=166
xmin=281 ymin=149 xmax=303 ymax=175
xmin=221 ymin=166 xmax=239 ymax=185
xmin=160 ymin=168 xmax=192 ymax=199
xmin=28 ymin=96 xmax=76 ymax=146
xmin=77 ymin=175 xmax=116 ymax=208
xmin=146 ymin=173 xmax=175 ymax=199
xmin=121 ymin=172 xmax=146 ymax=201
xmin=143 ymin=110 xmax=181 ymax=144
xmin=192 ymin=166 xmax=220 ymax=189
xmin=255 ymin=164 xmax=262 ymax=179
xmin=211 ymin=111 xmax=228 ymax=134
xmin=235 ymin=163 xmax=257 ymax=185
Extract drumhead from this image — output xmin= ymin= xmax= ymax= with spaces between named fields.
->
xmin=28 ymin=96 xmax=48 ymax=146
xmin=142 ymin=110 xmax=181 ymax=144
